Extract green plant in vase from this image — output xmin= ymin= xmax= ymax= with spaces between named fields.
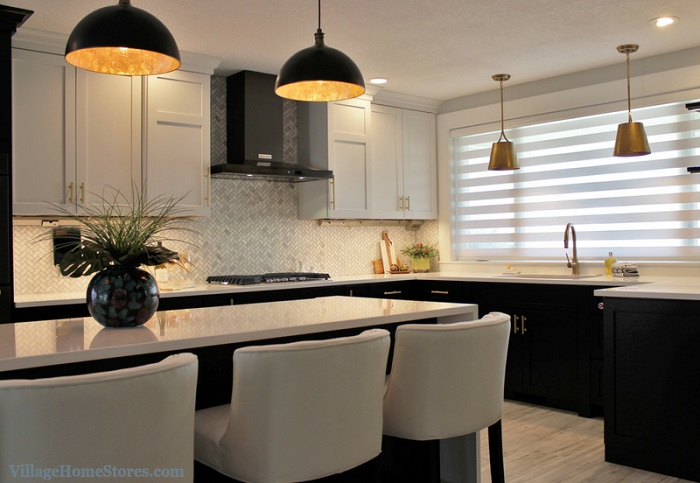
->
xmin=401 ymin=243 xmax=439 ymax=273
xmin=43 ymin=185 xmax=193 ymax=328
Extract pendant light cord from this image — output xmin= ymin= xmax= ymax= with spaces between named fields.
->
xmin=499 ymin=79 xmax=510 ymax=143
xmin=626 ymin=52 xmax=632 ymax=123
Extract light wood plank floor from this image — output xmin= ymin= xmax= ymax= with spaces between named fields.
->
xmin=480 ymin=401 xmax=693 ymax=482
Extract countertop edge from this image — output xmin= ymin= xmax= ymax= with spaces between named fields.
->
xmin=15 ymin=271 xmax=696 ymax=308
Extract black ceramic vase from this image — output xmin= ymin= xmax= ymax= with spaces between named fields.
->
xmin=86 ymin=266 xmax=159 ymax=328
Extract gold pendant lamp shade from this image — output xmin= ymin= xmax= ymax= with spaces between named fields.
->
xmin=613 ymin=44 xmax=650 ymax=157
xmin=65 ymin=0 xmax=180 ymax=76
xmin=488 ymin=74 xmax=519 ymax=170
xmin=275 ymin=0 xmax=365 ymax=102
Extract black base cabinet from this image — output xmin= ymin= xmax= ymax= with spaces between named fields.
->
xmin=603 ymin=297 xmax=700 ymax=481
xmin=10 ymin=277 xmax=607 ymax=418
xmin=474 ymin=282 xmax=606 ymax=416
xmin=474 ymin=283 xmax=579 ymax=412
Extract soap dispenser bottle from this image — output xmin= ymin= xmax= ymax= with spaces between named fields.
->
xmin=605 ymin=251 xmax=617 ymax=276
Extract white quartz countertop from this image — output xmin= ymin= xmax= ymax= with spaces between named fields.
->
xmin=0 ymin=296 xmax=478 ymax=373
xmin=14 ymin=272 xmax=644 ymax=308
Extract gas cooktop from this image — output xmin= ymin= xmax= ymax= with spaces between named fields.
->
xmin=206 ymin=272 xmax=331 ymax=286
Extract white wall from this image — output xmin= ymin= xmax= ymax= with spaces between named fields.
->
xmin=435 ymin=46 xmax=700 ymax=274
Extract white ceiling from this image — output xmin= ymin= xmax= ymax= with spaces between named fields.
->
xmin=8 ymin=0 xmax=700 ymax=102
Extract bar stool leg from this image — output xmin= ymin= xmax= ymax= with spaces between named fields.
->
xmin=488 ymin=419 xmax=506 ymax=483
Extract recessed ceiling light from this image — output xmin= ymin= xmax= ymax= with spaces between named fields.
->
xmin=649 ymin=16 xmax=679 ymax=27
xmin=369 ymin=77 xmax=388 ymax=85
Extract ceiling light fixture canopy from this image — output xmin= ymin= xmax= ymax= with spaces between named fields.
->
xmin=613 ymin=44 xmax=651 ymax=157
xmin=65 ymin=0 xmax=180 ymax=76
xmin=488 ymin=74 xmax=519 ymax=171
xmin=275 ymin=0 xmax=365 ymax=102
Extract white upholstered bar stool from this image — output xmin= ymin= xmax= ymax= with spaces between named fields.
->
xmin=382 ymin=312 xmax=511 ymax=483
xmin=193 ymin=329 xmax=391 ymax=483
xmin=0 ymin=352 xmax=199 ymax=483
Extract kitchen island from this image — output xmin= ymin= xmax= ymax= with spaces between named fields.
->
xmin=0 ymin=296 xmax=477 ymax=372
xmin=594 ymin=286 xmax=700 ymax=481
xmin=0 ymin=296 xmax=481 ymax=483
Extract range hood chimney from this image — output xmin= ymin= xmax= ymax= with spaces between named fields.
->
xmin=210 ymin=70 xmax=333 ymax=182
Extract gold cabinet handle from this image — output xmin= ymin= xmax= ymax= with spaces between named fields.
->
xmin=68 ymin=182 xmax=74 ymax=203
xmin=431 ymin=290 xmax=449 ymax=295
xmin=399 ymin=195 xmax=404 ymax=211
xmin=521 ymin=315 xmax=528 ymax=334
xmin=204 ymin=170 xmax=211 ymax=207
xmin=330 ymin=178 xmax=336 ymax=210
xmin=406 ymin=195 xmax=410 ymax=211
xmin=513 ymin=315 xmax=520 ymax=334
xmin=79 ymin=182 xmax=85 ymax=203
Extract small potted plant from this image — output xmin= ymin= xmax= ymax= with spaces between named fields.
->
xmin=400 ymin=243 xmax=439 ymax=273
xmin=46 ymin=185 xmax=192 ymax=328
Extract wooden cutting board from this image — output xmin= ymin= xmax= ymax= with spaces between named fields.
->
xmin=380 ymin=231 xmax=398 ymax=273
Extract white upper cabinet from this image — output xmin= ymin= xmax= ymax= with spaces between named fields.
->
xmin=12 ymin=47 xmax=211 ymax=217
xmin=144 ymin=70 xmax=211 ymax=216
xmin=371 ymin=105 xmax=437 ymax=220
xmin=298 ymin=98 xmax=372 ymax=219
xmin=12 ymin=49 xmax=76 ymax=214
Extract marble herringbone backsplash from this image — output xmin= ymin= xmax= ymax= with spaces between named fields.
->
xmin=13 ymin=179 xmax=439 ymax=295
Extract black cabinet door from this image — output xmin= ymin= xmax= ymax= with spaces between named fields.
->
xmin=0 ymin=284 xmax=9 ymax=323
xmin=520 ymin=308 xmax=578 ymax=403
xmin=604 ymin=297 xmax=700 ymax=481
xmin=0 ymin=155 xmax=9 ymax=287
xmin=0 ymin=155 xmax=11 ymax=322
xmin=481 ymin=304 xmax=578 ymax=410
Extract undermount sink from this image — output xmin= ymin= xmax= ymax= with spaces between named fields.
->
xmin=499 ymin=273 xmax=601 ymax=279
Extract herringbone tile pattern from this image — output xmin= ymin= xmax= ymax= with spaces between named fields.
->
xmin=13 ymin=179 xmax=438 ymax=295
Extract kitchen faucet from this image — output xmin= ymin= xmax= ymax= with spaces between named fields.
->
xmin=563 ymin=223 xmax=579 ymax=275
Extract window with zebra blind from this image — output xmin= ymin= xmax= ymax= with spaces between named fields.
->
xmin=451 ymin=100 xmax=700 ymax=261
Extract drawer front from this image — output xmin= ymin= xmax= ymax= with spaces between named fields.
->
xmin=366 ymin=281 xmax=416 ymax=300
xmin=419 ymin=281 xmax=464 ymax=302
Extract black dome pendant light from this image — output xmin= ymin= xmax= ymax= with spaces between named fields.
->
xmin=65 ymin=0 xmax=180 ymax=76
xmin=275 ymin=0 xmax=365 ymax=102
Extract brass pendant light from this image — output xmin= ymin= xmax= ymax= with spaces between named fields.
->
xmin=65 ymin=0 xmax=180 ymax=76
xmin=613 ymin=44 xmax=651 ymax=157
xmin=275 ymin=0 xmax=365 ymax=102
xmin=488 ymin=74 xmax=519 ymax=170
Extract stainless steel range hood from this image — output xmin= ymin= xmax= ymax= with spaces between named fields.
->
xmin=210 ymin=70 xmax=333 ymax=182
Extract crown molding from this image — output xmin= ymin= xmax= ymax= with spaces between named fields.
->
xmin=372 ymin=89 xmax=442 ymax=113
xmin=12 ymin=28 xmax=220 ymax=75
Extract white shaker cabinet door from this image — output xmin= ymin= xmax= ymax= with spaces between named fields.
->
xmin=327 ymin=98 xmax=372 ymax=218
xmin=298 ymin=97 xmax=372 ymax=219
xmin=401 ymin=109 xmax=437 ymax=220
xmin=370 ymin=104 xmax=403 ymax=219
xmin=143 ymin=70 xmax=211 ymax=216
xmin=75 ymin=70 xmax=141 ymax=209
xmin=12 ymin=49 xmax=76 ymax=215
